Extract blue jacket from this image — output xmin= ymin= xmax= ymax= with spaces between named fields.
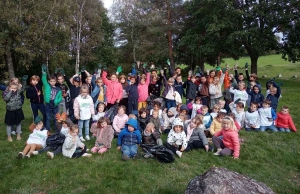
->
xmin=266 ymin=82 xmax=281 ymax=111
xmin=247 ymin=85 xmax=264 ymax=107
xmin=117 ymin=118 xmax=141 ymax=146
xmin=91 ymin=75 xmax=107 ymax=103
xmin=174 ymin=80 xmax=185 ymax=97
xmin=126 ymin=81 xmax=139 ymax=100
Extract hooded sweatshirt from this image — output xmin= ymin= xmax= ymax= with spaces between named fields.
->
xmin=117 ymin=118 xmax=141 ymax=146
xmin=102 ymin=71 xmax=123 ymax=104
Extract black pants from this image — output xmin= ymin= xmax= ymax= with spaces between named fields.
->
xmin=38 ymin=146 xmax=62 ymax=155
xmin=185 ymin=141 xmax=205 ymax=152
xmin=165 ymin=143 xmax=182 ymax=154
xmin=72 ymin=146 xmax=87 ymax=158
xmin=200 ymin=96 xmax=209 ymax=108
xmin=127 ymin=99 xmax=138 ymax=115
xmin=119 ymin=98 xmax=128 ymax=114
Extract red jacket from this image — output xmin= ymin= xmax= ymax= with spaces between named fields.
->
xmin=214 ymin=129 xmax=240 ymax=158
xmin=275 ymin=112 xmax=297 ymax=132
xmin=102 ymin=71 xmax=123 ymax=104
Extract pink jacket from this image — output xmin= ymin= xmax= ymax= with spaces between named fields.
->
xmin=214 ymin=129 xmax=240 ymax=158
xmin=112 ymin=114 xmax=128 ymax=133
xmin=138 ymin=72 xmax=150 ymax=102
xmin=275 ymin=112 xmax=297 ymax=132
xmin=102 ymin=71 xmax=123 ymax=104
xmin=90 ymin=124 xmax=114 ymax=148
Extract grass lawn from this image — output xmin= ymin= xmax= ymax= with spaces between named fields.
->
xmin=0 ymin=55 xmax=300 ymax=194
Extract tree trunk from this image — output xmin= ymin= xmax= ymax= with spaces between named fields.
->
xmin=131 ymin=24 xmax=136 ymax=62
xmin=4 ymin=44 xmax=15 ymax=79
xmin=250 ymin=55 xmax=258 ymax=74
xmin=167 ymin=0 xmax=174 ymax=70
xmin=199 ymin=58 xmax=205 ymax=72
xmin=75 ymin=0 xmax=85 ymax=73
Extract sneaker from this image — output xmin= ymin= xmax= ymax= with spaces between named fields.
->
xmin=86 ymin=149 xmax=90 ymax=152
xmin=176 ymin=151 xmax=182 ymax=158
xmin=17 ymin=134 xmax=21 ymax=141
xmin=132 ymin=153 xmax=140 ymax=159
xmin=144 ymin=153 xmax=154 ymax=159
xmin=7 ymin=136 xmax=13 ymax=142
xmin=208 ymin=145 xmax=214 ymax=152
xmin=11 ymin=131 xmax=16 ymax=135
xmin=47 ymin=151 xmax=54 ymax=159
xmin=85 ymin=135 xmax=90 ymax=141
xmin=82 ymin=153 xmax=92 ymax=157
xmin=80 ymin=136 xmax=85 ymax=142
xmin=31 ymin=151 xmax=39 ymax=155
xmin=18 ymin=152 xmax=24 ymax=159
xmin=214 ymin=149 xmax=222 ymax=156
xmin=25 ymin=154 xmax=30 ymax=159
xmin=122 ymin=154 xmax=130 ymax=161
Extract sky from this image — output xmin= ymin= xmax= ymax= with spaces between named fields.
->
xmin=102 ymin=0 xmax=113 ymax=9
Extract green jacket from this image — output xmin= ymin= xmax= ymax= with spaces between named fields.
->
xmin=42 ymin=72 xmax=62 ymax=107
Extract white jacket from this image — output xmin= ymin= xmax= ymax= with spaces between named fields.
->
xmin=167 ymin=129 xmax=188 ymax=149
xmin=62 ymin=134 xmax=85 ymax=158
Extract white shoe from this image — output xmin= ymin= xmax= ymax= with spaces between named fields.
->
xmin=176 ymin=151 xmax=182 ymax=158
xmin=25 ymin=154 xmax=30 ymax=159
xmin=80 ymin=136 xmax=85 ymax=142
xmin=85 ymin=135 xmax=90 ymax=141
xmin=11 ymin=131 xmax=16 ymax=135
xmin=31 ymin=151 xmax=39 ymax=155
xmin=82 ymin=153 xmax=92 ymax=158
xmin=47 ymin=151 xmax=54 ymax=159
xmin=214 ymin=149 xmax=222 ymax=156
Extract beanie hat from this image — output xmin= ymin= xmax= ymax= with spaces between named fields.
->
xmin=172 ymin=118 xmax=184 ymax=129
xmin=73 ymin=76 xmax=81 ymax=82
xmin=180 ymin=104 xmax=189 ymax=112
xmin=168 ymin=107 xmax=177 ymax=115
xmin=34 ymin=116 xmax=43 ymax=124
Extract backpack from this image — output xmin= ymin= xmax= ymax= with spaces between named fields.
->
xmin=46 ymin=132 xmax=66 ymax=150
xmin=105 ymin=104 xmax=118 ymax=122
xmin=141 ymin=144 xmax=175 ymax=163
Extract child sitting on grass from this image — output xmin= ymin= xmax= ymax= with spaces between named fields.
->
xmin=245 ymin=102 xmax=260 ymax=132
xmin=92 ymin=103 xmax=106 ymax=123
xmin=18 ymin=116 xmax=48 ymax=159
xmin=62 ymin=125 xmax=92 ymax=158
xmin=149 ymin=110 xmax=161 ymax=133
xmin=165 ymin=118 xmax=187 ymax=158
xmin=212 ymin=116 xmax=240 ymax=159
xmin=275 ymin=106 xmax=297 ymax=132
xmin=258 ymin=99 xmax=277 ymax=132
xmin=209 ymin=112 xmax=226 ymax=136
xmin=117 ymin=118 xmax=142 ymax=161
xmin=137 ymin=108 xmax=149 ymax=131
xmin=162 ymin=107 xmax=177 ymax=134
xmin=90 ymin=117 xmax=114 ymax=154
xmin=112 ymin=105 xmax=128 ymax=136
xmin=229 ymin=101 xmax=245 ymax=129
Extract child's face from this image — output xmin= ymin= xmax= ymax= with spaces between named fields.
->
xmin=212 ymin=107 xmax=219 ymax=113
xmin=250 ymin=104 xmax=258 ymax=112
xmin=168 ymin=81 xmax=173 ymax=86
xmin=213 ymin=77 xmax=219 ymax=84
xmin=97 ymin=80 xmax=103 ymax=86
xmin=190 ymin=119 xmax=197 ymax=129
xmin=49 ymin=79 xmax=56 ymax=87
xmin=181 ymin=110 xmax=187 ymax=115
xmin=98 ymin=105 xmax=105 ymax=113
xmin=101 ymin=121 xmax=107 ymax=128
xmin=202 ymin=108 xmax=208 ymax=115
xmin=10 ymin=85 xmax=17 ymax=92
xmin=218 ymin=101 xmax=225 ymax=109
xmin=238 ymin=74 xmax=244 ymax=81
xmin=281 ymin=108 xmax=289 ymax=115
xmin=174 ymin=125 xmax=182 ymax=133
xmin=195 ymin=100 xmax=201 ymax=105
xmin=81 ymin=89 xmax=88 ymax=97
xmin=153 ymin=104 xmax=160 ymax=110
xmin=191 ymin=77 xmax=196 ymax=83
xmin=111 ymin=75 xmax=117 ymax=82
xmin=152 ymin=112 xmax=158 ymax=118
xmin=57 ymin=76 xmax=64 ymax=84
xmin=176 ymin=76 xmax=182 ymax=83
xmin=262 ymin=103 xmax=270 ymax=108
xmin=86 ymin=77 xmax=92 ymax=84
xmin=151 ymin=71 xmax=157 ymax=78
xmin=118 ymin=108 xmax=125 ymax=115
xmin=70 ymin=129 xmax=78 ymax=137
xmin=238 ymin=83 xmax=245 ymax=90
xmin=140 ymin=79 xmax=146 ymax=85
xmin=62 ymin=123 xmax=68 ymax=128
xmin=270 ymin=89 xmax=277 ymax=95
xmin=141 ymin=112 xmax=147 ymax=118
xmin=130 ymin=78 xmax=136 ymax=84
xmin=222 ymin=120 xmax=230 ymax=130
xmin=200 ymin=77 xmax=206 ymax=83
xmin=236 ymin=105 xmax=243 ymax=112
xmin=31 ymin=79 xmax=38 ymax=86
xmin=36 ymin=122 xmax=43 ymax=130
xmin=253 ymin=87 xmax=259 ymax=93
xmin=74 ymin=81 xmax=80 ymax=87
xmin=175 ymin=69 xmax=181 ymax=75
xmin=120 ymin=78 xmax=126 ymax=84
xmin=210 ymin=71 xmax=215 ymax=77
xmin=128 ymin=125 xmax=134 ymax=132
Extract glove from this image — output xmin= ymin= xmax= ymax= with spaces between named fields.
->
xmin=216 ymin=66 xmax=221 ymax=71
xmin=60 ymin=68 xmax=65 ymax=75
xmin=150 ymin=64 xmax=155 ymax=69
xmin=132 ymin=63 xmax=136 ymax=68
xmin=245 ymin=62 xmax=249 ymax=69
xmin=166 ymin=59 xmax=170 ymax=66
xmin=41 ymin=64 xmax=47 ymax=73
xmin=143 ymin=62 xmax=148 ymax=68
xmin=117 ymin=66 xmax=122 ymax=74
xmin=222 ymin=68 xmax=227 ymax=74
xmin=97 ymin=63 xmax=102 ymax=69
xmin=22 ymin=75 xmax=28 ymax=81
xmin=103 ymin=65 xmax=107 ymax=71
xmin=188 ymin=70 xmax=193 ymax=77
xmin=81 ymin=66 xmax=86 ymax=72
xmin=234 ymin=98 xmax=241 ymax=104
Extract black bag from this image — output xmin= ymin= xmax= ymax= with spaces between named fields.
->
xmin=105 ymin=104 xmax=118 ymax=122
xmin=46 ymin=132 xmax=66 ymax=150
xmin=141 ymin=144 xmax=175 ymax=163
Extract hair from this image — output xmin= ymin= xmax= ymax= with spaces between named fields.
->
xmin=216 ymin=112 xmax=226 ymax=120
xmin=97 ymin=102 xmax=106 ymax=111
xmin=209 ymin=70 xmax=216 ymax=76
xmin=60 ymin=85 xmax=67 ymax=92
xmin=194 ymin=96 xmax=202 ymax=103
xmin=196 ymin=114 xmax=204 ymax=121
xmin=86 ymin=75 xmax=92 ymax=79
xmin=152 ymin=110 xmax=159 ymax=115
xmin=10 ymin=77 xmax=20 ymax=84
xmin=70 ymin=124 xmax=79 ymax=133
xmin=151 ymin=69 xmax=157 ymax=73
xmin=118 ymin=105 xmax=126 ymax=112
xmin=48 ymin=75 xmax=56 ymax=81
xmin=173 ymin=125 xmax=184 ymax=132
xmin=238 ymin=73 xmax=244 ymax=76
xmin=110 ymin=73 xmax=118 ymax=78
xmin=213 ymin=104 xmax=220 ymax=111
xmin=250 ymin=102 xmax=259 ymax=108
xmin=281 ymin=105 xmax=289 ymax=110
xmin=201 ymin=105 xmax=208 ymax=110
xmin=222 ymin=116 xmax=235 ymax=131
xmin=270 ymin=87 xmax=277 ymax=92
xmin=96 ymin=77 xmax=103 ymax=84
xmin=190 ymin=75 xmax=196 ymax=79
xmin=145 ymin=123 xmax=155 ymax=133
xmin=263 ymin=99 xmax=271 ymax=105
xmin=218 ymin=99 xmax=225 ymax=104
xmin=128 ymin=114 xmax=137 ymax=119
xmin=238 ymin=81 xmax=246 ymax=87
xmin=153 ymin=101 xmax=161 ymax=108
xmin=8 ymin=82 xmax=18 ymax=90
xmin=236 ymin=102 xmax=245 ymax=108
xmin=227 ymin=112 xmax=236 ymax=120
xmin=97 ymin=117 xmax=110 ymax=128
xmin=191 ymin=116 xmax=202 ymax=127
xmin=57 ymin=74 xmax=64 ymax=79
xmin=30 ymin=75 xmax=40 ymax=83
xmin=175 ymin=67 xmax=181 ymax=71
xmin=80 ymin=84 xmax=89 ymax=94
xmin=140 ymin=74 xmax=146 ymax=82
xmin=168 ymin=77 xmax=175 ymax=83
xmin=138 ymin=108 xmax=148 ymax=116
xmin=178 ymin=114 xmax=188 ymax=122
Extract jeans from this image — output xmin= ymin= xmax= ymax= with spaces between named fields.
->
xmin=45 ymin=102 xmax=59 ymax=131
xmin=278 ymin=127 xmax=290 ymax=132
xmin=128 ymin=99 xmax=138 ymax=115
xmin=78 ymin=119 xmax=90 ymax=137
xmin=121 ymin=144 xmax=138 ymax=158
xmin=212 ymin=136 xmax=234 ymax=156
xmin=30 ymin=102 xmax=47 ymax=125
xmin=258 ymin=124 xmax=278 ymax=132
xmin=38 ymin=146 xmax=62 ymax=155
xmin=200 ymin=96 xmax=209 ymax=108
xmin=165 ymin=99 xmax=176 ymax=110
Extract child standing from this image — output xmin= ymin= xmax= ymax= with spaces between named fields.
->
xmin=229 ymin=81 xmax=248 ymax=108
xmin=117 ymin=118 xmax=142 ymax=161
xmin=209 ymin=73 xmax=225 ymax=108
xmin=162 ymin=71 xmax=177 ymax=109
xmin=187 ymin=97 xmax=203 ymax=119
xmin=91 ymin=77 xmax=107 ymax=109
xmin=245 ymin=102 xmax=260 ymax=131
xmin=266 ymin=86 xmax=281 ymax=111
xmin=3 ymin=76 xmax=27 ymax=142
xmin=138 ymin=71 xmax=150 ymax=110
xmin=90 ymin=117 xmax=114 ymax=154
xmin=275 ymin=106 xmax=297 ymax=132
xmin=247 ymin=84 xmax=264 ymax=108
xmin=213 ymin=116 xmax=240 ymax=159
xmin=112 ymin=105 xmax=129 ymax=136
xmin=184 ymin=75 xmax=198 ymax=104
xmin=165 ymin=118 xmax=187 ymax=158
xmin=62 ymin=125 xmax=92 ymax=158
xmin=74 ymin=84 xmax=95 ymax=141
xmin=17 ymin=117 xmax=48 ymax=159
xmin=126 ymin=75 xmax=139 ymax=114
xmin=258 ymin=99 xmax=277 ymax=132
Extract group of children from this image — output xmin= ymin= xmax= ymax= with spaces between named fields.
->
xmin=1 ymin=62 xmax=297 ymax=161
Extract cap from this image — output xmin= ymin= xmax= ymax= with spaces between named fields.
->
xmin=73 ymin=76 xmax=81 ymax=82
xmin=195 ymin=73 xmax=201 ymax=77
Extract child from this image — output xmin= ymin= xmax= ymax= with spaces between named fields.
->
xmin=112 ymin=105 xmax=129 ymax=136
xmin=138 ymin=108 xmax=149 ymax=131
xmin=228 ymin=113 xmax=241 ymax=131
xmin=199 ymin=105 xmax=212 ymax=132
xmin=3 ymin=76 xmax=27 ymax=142
xmin=90 ymin=117 xmax=114 ymax=154
xmin=229 ymin=81 xmax=248 ymax=108
xmin=149 ymin=110 xmax=161 ymax=133
xmin=209 ymin=73 xmax=225 ymax=108
xmin=149 ymin=73 xmax=163 ymax=97
xmin=74 ymin=84 xmax=95 ymax=141
xmin=162 ymin=107 xmax=177 ymax=134
xmin=62 ymin=125 xmax=92 ymax=158
xmin=209 ymin=112 xmax=226 ymax=136
xmin=142 ymin=123 xmax=163 ymax=146
xmin=266 ymin=86 xmax=281 ymax=111
xmin=210 ymin=104 xmax=220 ymax=119
xmin=174 ymin=75 xmax=185 ymax=97
xmin=245 ymin=102 xmax=260 ymax=131
xmin=26 ymin=75 xmax=47 ymax=125
xmin=275 ymin=106 xmax=297 ymax=132
xmin=177 ymin=104 xmax=191 ymax=120
xmin=185 ymin=117 xmax=210 ymax=152
xmin=218 ymin=99 xmax=227 ymax=113
xmin=212 ymin=116 xmax=240 ymax=159
xmin=184 ymin=75 xmax=198 ymax=104
xmin=258 ymin=99 xmax=277 ymax=132
xmin=92 ymin=103 xmax=106 ymax=123
xmin=117 ymin=118 xmax=142 ymax=161
xmin=233 ymin=63 xmax=245 ymax=84
xmin=247 ymin=84 xmax=264 ymax=108
xmin=18 ymin=117 xmax=48 ymax=159
xmin=162 ymin=72 xmax=177 ymax=109
xmin=198 ymin=75 xmax=210 ymax=107
xmin=229 ymin=102 xmax=245 ymax=129
xmin=138 ymin=71 xmax=150 ymax=110
xmin=91 ymin=77 xmax=107 ymax=109
xmin=126 ymin=75 xmax=139 ymax=114
xmin=41 ymin=66 xmax=62 ymax=131
xmin=118 ymin=75 xmax=129 ymax=111
xmin=187 ymin=97 xmax=203 ymax=119
xmin=165 ymin=118 xmax=187 ymax=158
xmin=55 ymin=73 xmax=69 ymax=113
